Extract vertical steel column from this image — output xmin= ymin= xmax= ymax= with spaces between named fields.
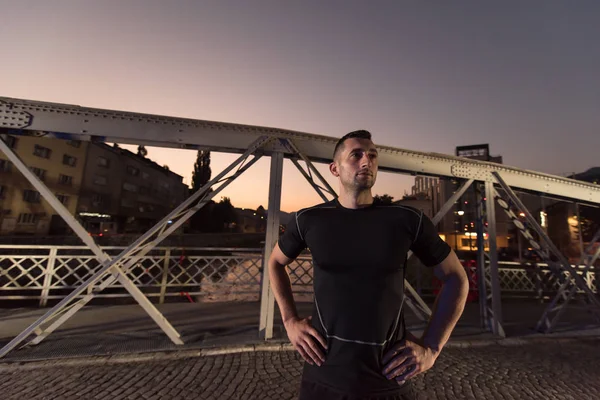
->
xmin=475 ymin=184 xmax=489 ymax=330
xmin=39 ymin=247 xmax=58 ymax=307
xmin=485 ymin=182 xmax=505 ymax=337
xmin=259 ymin=151 xmax=284 ymax=340
xmin=575 ymin=203 xmax=585 ymax=258
xmin=159 ymin=249 xmax=171 ymax=304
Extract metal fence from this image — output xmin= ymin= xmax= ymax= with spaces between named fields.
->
xmin=0 ymin=245 xmax=596 ymax=306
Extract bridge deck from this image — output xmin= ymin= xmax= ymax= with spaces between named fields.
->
xmin=1 ymin=300 xmax=598 ymax=363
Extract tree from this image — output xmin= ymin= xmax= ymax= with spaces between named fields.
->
xmin=137 ymin=145 xmax=148 ymax=157
xmin=374 ymin=194 xmax=394 ymax=204
xmin=190 ymin=150 xmax=213 ymax=232
xmin=192 ymin=150 xmax=212 ymax=192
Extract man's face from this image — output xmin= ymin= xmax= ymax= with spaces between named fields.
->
xmin=330 ymin=137 xmax=379 ymax=191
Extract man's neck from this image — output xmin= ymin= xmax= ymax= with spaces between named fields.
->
xmin=337 ymin=189 xmax=374 ymax=209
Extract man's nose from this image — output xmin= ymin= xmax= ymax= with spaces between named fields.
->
xmin=361 ymin=154 xmax=372 ymax=168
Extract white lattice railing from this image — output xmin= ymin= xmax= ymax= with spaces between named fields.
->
xmin=0 ymin=245 xmax=596 ymax=306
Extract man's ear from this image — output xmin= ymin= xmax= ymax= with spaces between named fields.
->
xmin=329 ymin=162 xmax=339 ymax=177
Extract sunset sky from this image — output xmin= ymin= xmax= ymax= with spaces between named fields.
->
xmin=1 ymin=1 xmax=599 ymax=212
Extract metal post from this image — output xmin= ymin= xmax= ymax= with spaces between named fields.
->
xmin=485 ymin=182 xmax=505 ymax=337
xmin=475 ymin=184 xmax=489 ymax=330
xmin=575 ymin=203 xmax=585 ymax=258
xmin=39 ymin=247 xmax=58 ymax=307
xmin=259 ymin=151 xmax=284 ymax=340
xmin=159 ymin=249 xmax=171 ymax=304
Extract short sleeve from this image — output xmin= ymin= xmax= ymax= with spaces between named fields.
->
xmin=410 ymin=212 xmax=452 ymax=267
xmin=278 ymin=212 xmax=306 ymax=259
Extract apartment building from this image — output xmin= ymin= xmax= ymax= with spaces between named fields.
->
xmin=0 ymin=130 xmax=189 ymax=235
xmin=0 ymin=131 xmax=87 ymax=235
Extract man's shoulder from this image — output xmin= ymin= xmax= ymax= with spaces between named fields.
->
xmin=295 ymin=200 xmax=337 ymax=218
xmin=374 ymin=202 xmax=423 ymax=218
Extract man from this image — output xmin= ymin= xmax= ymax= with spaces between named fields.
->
xmin=268 ymin=130 xmax=469 ymax=399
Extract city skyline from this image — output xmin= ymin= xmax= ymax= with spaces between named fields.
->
xmin=1 ymin=1 xmax=599 ymax=212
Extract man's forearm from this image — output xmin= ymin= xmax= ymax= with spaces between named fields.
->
xmin=268 ymin=261 xmax=299 ymax=324
xmin=421 ymin=274 xmax=469 ymax=355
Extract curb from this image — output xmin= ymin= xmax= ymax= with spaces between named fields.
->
xmin=0 ymin=335 xmax=597 ymax=371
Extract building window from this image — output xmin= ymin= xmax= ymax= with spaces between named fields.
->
xmin=127 ymin=165 xmax=140 ymax=176
xmin=3 ymin=135 xmax=18 ymax=149
xmin=23 ymin=190 xmax=41 ymax=203
xmin=160 ymin=182 xmax=170 ymax=190
xmin=97 ymin=156 xmax=110 ymax=168
xmin=93 ymin=175 xmax=107 ymax=186
xmin=59 ymin=174 xmax=73 ymax=186
xmin=0 ymin=185 xmax=5 ymax=199
xmin=17 ymin=213 xmax=39 ymax=224
xmin=123 ymin=182 xmax=138 ymax=192
xmin=56 ymin=194 xmax=69 ymax=206
xmin=92 ymin=193 xmax=104 ymax=206
xmin=139 ymin=186 xmax=150 ymax=195
xmin=63 ymin=154 xmax=77 ymax=167
xmin=142 ymin=172 xmax=150 ymax=180
xmin=33 ymin=145 xmax=52 ymax=159
xmin=66 ymin=140 xmax=81 ymax=148
xmin=30 ymin=167 xmax=46 ymax=181
xmin=0 ymin=159 xmax=11 ymax=172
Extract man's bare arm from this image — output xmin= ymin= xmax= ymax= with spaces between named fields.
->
xmin=268 ymin=243 xmax=327 ymax=366
xmin=382 ymin=249 xmax=469 ymax=381
xmin=421 ymin=249 xmax=470 ymax=355
xmin=268 ymin=243 xmax=299 ymax=324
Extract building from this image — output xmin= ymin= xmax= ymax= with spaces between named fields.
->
xmin=545 ymin=167 xmax=600 ymax=259
xmin=411 ymin=144 xmax=510 ymax=252
xmin=0 ymin=130 xmax=189 ymax=235
xmin=77 ymin=143 xmax=189 ymax=234
xmin=0 ymin=131 xmax=88 ymax=235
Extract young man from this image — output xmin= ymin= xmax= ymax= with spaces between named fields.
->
xmin=268 ymin=130 xmax=469 ymax=399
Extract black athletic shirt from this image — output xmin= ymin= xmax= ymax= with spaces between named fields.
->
xmin=278 ymin=198 xmax=451 ymax=397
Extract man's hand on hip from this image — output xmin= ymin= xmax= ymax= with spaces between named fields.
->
xmin=381 ymin=334 xmax=438 ymax=384
xmin=284 ymin=316 xmax=327 ymax=367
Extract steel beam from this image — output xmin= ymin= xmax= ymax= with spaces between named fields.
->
xmin=475 ymin=184 xmax=489 ymax=330
xmin=485 ymin=181 xmax=505 ymax=337
xmin=0 ymin=136 xmax=270 ymax=358
xmin=283 ymin=139 xmax=336 ymax=201
xmin=259 ymin=151 xmax=284 ymax=340
xmin=2 ymin=97 xmax=600 ymax=204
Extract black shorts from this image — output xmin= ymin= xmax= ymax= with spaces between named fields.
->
xmin=298 ymin=380 xmax=416 ymax=400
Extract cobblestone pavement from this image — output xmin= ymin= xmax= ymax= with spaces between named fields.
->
xmin=1 ymin=338 xmax=599 ymax=400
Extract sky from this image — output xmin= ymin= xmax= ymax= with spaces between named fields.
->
xmin=1 ymin=1 xmax=599 ymax=212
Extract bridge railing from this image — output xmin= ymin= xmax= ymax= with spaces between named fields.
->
xmin=0 ymin=245 xmax=596 ymax=306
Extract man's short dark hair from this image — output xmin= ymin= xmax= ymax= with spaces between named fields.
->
xmin=333 ymin=130 xmax=372 ymax=160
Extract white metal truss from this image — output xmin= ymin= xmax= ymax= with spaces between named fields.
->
xmin=259 ymin=151 xmax=284 ymax=340
xmin=403 ymin=178 xmax=475 ymax=322
xmin=473 ymin=182 xmax=505 ymax=337
xmin=1 ymin=96 xmax=599 ymax=348
xmin=0 ymin=136 xmax=271 ymax=358
xmin=490 ymin=172 xmax=600 ymax=332
xmin=282 ymin=139 xmax=337 ymax=202
xmin=536 ymin=229 xmax=600 ymax=332
xmin=1 ymin=97 xmax=599 ymax=204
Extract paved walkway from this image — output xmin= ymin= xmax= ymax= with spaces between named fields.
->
xmin=1 ymin=337 xmax=599 ymax=399
xmin=1 ymin=301 xmax=599 ymax=399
